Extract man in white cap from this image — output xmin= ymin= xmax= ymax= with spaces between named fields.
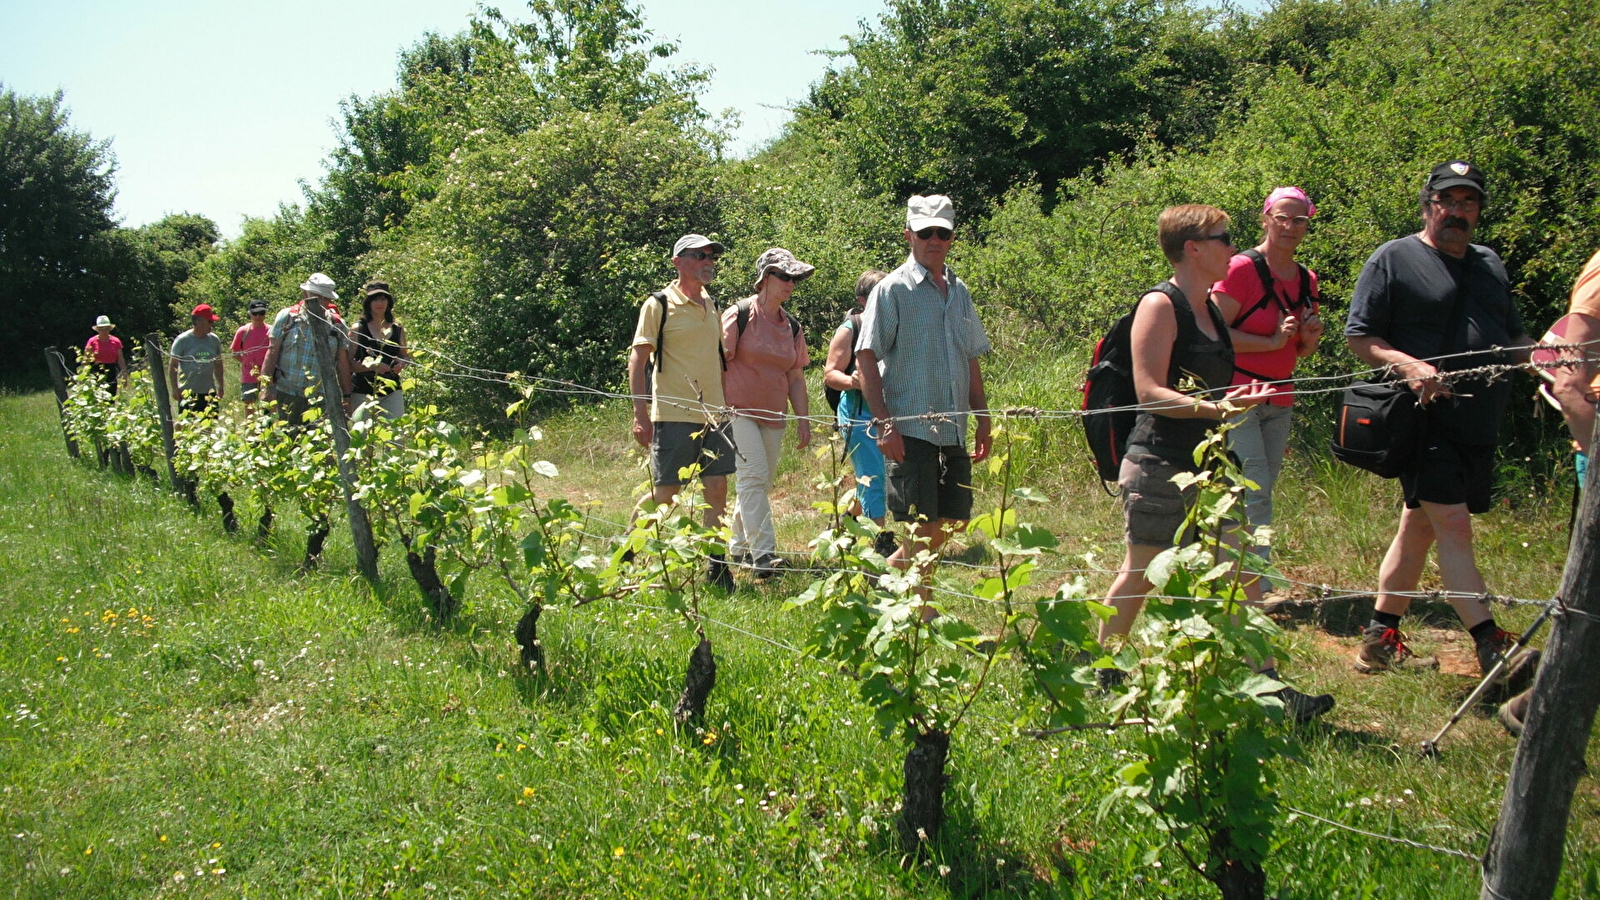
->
xmin=260 ymin=272 xmax=353 ymax=428
xmin=856 ymin=195 xmax=992 ymax=613
xmin=628 ymin=234 xmax=737 ymax=591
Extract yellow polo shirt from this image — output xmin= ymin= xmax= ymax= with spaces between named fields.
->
xmin=632 ymin=281 xmax=726 ymax=424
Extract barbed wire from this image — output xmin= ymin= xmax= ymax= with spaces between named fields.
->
xmin=1284 ymin=805 xmax=1481 ymax=862
xmin=139 ymin=303 xmax=1600 ymax=430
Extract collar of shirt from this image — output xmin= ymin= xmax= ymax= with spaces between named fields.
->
xmin=668 ymin=279 xmax=714 ymax=310
xmin=905 ymin=254 xmax=950 ymax=285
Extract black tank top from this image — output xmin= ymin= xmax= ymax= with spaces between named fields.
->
xmin=1125 ymin=282 xmax=1235 ymax=469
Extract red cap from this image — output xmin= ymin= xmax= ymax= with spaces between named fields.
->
xmin=191 ymin=304 xmax=219 ymax=322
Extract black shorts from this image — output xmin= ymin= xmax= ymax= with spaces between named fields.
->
xmin=178 ymin=392 xmax=219 ymax=416
xmin=1401 ymin=436 xmax=1496 ymax=514
xmin=886 ymin=436 xmax=973 ymax=523
xmin=650 ymin=420 xmax=736 ymax=486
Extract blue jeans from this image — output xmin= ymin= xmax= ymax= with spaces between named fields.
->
xmin=1225 ymin=402 xmax=1293 ymax=562
xmin=837 ymin=391 xmax=886 ymax=520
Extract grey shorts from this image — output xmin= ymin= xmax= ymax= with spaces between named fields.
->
xmin=886 ymin=436 xmax=973 ymax=523
xmin=650 ymin=420 xmax=736 ymax=486
xmin=1119 ymin=453 xmax=1196 ymax=547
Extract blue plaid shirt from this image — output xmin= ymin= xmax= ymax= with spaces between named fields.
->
xmin=857 ymin=255 xmax=991 ymax=447
xmin=269 ymin=304 xmax=346 ymax=397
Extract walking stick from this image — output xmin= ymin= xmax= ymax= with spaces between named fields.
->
xmin=1419 ymin=605 xmax=1553 ymax=758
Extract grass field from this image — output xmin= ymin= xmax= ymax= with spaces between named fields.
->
xmin=3 ymin=385 xmax=1598 ymax=899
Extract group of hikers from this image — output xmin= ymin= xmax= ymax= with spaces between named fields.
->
xmin=627 ymin=161 xmax=1598 ymax=736
xmin=80 ymin=158 xmax=1599 ymax=738
xmin=86 ymin=274 xmax=412 ymax=426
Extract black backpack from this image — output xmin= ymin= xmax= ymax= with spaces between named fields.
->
xmin=1081 ymin=282 xmax=1188 ymax=485
xmin=824 ymin=310 xmax=862 ymax=413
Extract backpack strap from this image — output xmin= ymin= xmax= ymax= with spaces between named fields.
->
xmin=1231 ymin=248 xmax=1317 ymax=328
xmin=844 ymin=309 xmax=862 ymax=376
xmin=650 ymin=290 xmax=727 ymax=375
xmin=736 ymin=297 xmax=801 ymax=339
xmin=650 ymin=291 xmax=669 ymax=376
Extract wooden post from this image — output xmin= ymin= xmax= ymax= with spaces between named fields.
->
xmin=1480 ymin=415 xmax=1600 ymax=899
xmin=307 ymin=310 xmax=380 ymax=583
xmin=44 ymin=348 xmax=81 ymax=459
xmin=144 ymin=333 xmax=181 ymax=493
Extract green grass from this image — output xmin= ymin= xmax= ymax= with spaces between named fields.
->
xmin=3 ymin=387 xmax=1598 ymax=899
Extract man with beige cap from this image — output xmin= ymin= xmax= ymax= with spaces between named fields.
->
xmin=856 ymin=195 xmax=992 ymax=612
xmin=628 ymin=234 xmax=737 ymax=591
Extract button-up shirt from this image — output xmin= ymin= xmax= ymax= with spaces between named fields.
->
xmin=269 ymin=304 xmax=346 ymax=397
xmin=857 ymin=255 xmax=991 ymax=447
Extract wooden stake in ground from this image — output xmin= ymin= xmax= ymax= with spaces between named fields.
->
xmin=43 ymin=348 xmax=81 ymax=459
xmin=1480 ymin=415 xmax=1600 ymax=900
xmin=306 ymin=311 xmax=380 ymax=583
xmin=144 ymin=333 xmax=180 ymax=492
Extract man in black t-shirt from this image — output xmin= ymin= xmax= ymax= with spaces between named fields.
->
xmin=1344 ymin=161 xmax=1538 ymax=704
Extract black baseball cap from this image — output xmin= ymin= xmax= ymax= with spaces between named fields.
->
xmin=1426 ymin=160 xmax=1487 ymax=201
xmin=247 ymin=300 xmax=269 ymax=314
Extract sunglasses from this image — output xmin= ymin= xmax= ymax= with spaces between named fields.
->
xmin=679 ymin=249 xmax=721 ymax=262
xmin=914 ymin=227 xmax=954 ymax=241
xmin=1270 ymin=213 xmax=1311 ymax=227
xmin=767 ymin=270 xmax=798 ymax=283
xmin=1199 ymin=231 xmax=1233 ymax=245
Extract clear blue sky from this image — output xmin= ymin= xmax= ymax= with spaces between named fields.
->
xmin=1 ymin=0 xmax=882 ymax=237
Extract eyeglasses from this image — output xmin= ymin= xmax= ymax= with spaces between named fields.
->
xmin=1199 ymin=231 xmax=1234 ymax=245
xmin=767 ymin=270 xmax=797 ymax=283
xmin=914 ymin=227 xmax=953 ymax=241
xmin=1270 ymin=213 xmax=1311 ymax=227
xmin=1429 ymin=196 xmax=1481 ymax=212
xmin=679 ymin=249 xmax=721 ymax=262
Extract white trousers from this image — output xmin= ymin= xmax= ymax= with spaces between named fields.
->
xmin=730 ymin=416 xmax=785 ymax=560
xmin=352 ymin=390 xmax=405 ymax=422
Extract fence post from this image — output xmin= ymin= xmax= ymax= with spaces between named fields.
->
xmin=307 ymin=312 xmax=380 ymax=583
xmin=1480 ymin=415 xmax=1600 ymax=900
xmin=144 ymin=333 xmax=181 ymax=493
xmin=44 ymin=347 xmax=81 ymax=459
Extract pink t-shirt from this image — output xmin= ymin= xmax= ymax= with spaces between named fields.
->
xmin=1214 ymin=254 xmax=1320 ymax=407
xmin=231 ymin=322 xmax=271 ymax=383
xmin=722 ymin=299 xmax=808 ymax=427
xmin=86 ymin=333 xmax=122 ymax=364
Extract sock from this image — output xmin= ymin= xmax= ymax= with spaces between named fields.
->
xmin=1469 ymin=620 xmax=1499 ymax=646
xmin=1258 ymin=666 xmax=1281 ymax=681
xmin=1371 ymin=611 xmax=1402 ymax=630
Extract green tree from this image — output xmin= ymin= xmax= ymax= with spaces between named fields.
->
xmin=363 ymin=106 xmax=723 ymax=424
xmin=179 ymin=207 xmax=326 ymax=323
xmin=0 ymin=86 xmax=119 ymax=379
xmin=787 ymin=0 xmax=1236 ymax=219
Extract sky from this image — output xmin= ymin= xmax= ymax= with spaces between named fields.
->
xmin=1 ymin=0 xmax=884 ymax=238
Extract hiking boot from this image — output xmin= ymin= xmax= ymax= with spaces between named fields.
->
xmin=1096 ymin=667 xmax=1126 ymax=691
xmin=873 ymin=530 xmax=899 ymax=558
xmin=1353 ymin=624 xmax=1439 ymax=673
xmin=1498 ymin=688 xmax=1532 ymax=738
xmin=753 ymin=554 xmax=787 ymax=581
xmin=707 ymin=554 xmax=734 ymax=593
xmin=1476 ymin=629 xmax=1541 ymax=697
xmin=1269 ymin=685 xmax=1336 ymax=724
